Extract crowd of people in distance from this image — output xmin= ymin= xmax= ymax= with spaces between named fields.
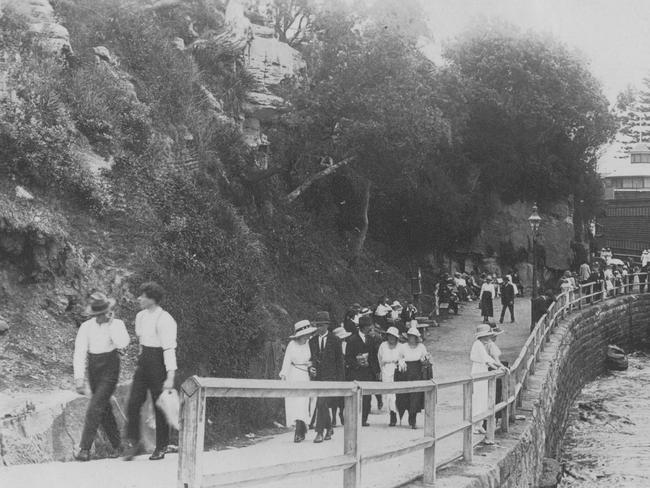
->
xmin=280 ymin=302 xmax=433 ymax=443
xmin=436 ymin=271 xmax=522 ymax=325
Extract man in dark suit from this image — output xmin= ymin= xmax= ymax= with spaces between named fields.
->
xmin=499 ymin=275 xmax=516 ymax=323
xmin=309 ymin=311 xmax=345 ymax=443
xmin=345 ymin=315 xmax=380 ymax=426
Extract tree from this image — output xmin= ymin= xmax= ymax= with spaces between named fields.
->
xmin=444 ymin=26 xmax=616 ymax=212
xmin=272 ymin=4 xmax=462 ymax=259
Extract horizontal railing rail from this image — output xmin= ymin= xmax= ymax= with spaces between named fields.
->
xmin=178 ymin=272 xmax=650 ymax=488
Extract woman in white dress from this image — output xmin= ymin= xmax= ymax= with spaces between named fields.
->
xmin=396 ymin=327 xmax=432 ymax=429
xmin=470 ymin=324 xmax=505 ymax=434
xmin=279 ymin=320 xmax=316 ymax=443
xmin=480 ymin=277 xmax=496 ymax=323
xmin=377 ymin=327 xmax=401 ymax=426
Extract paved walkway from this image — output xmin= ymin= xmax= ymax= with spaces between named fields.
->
xmin=0 ymin=298 xmax=532 ymax=488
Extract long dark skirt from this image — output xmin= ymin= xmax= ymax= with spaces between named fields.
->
xmin=480 ymin=291 xmax=493 ymax=317
xmin=395 ymin=361 xmax=424 ymax=416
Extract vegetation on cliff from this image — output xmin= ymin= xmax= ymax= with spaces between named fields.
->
xmin=0 ymin=0 xmax=615 ymax=435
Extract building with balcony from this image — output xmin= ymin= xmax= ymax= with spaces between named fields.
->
xmin=599 ymin=142 xmax=650 ymax=259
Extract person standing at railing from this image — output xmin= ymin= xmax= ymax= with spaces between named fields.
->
xmin=308 ymin=311 xmax=345 ymax=444
xmin=346 ymin=315 xmax=381 ymax=427
xmin=471 ymin=325 xmax=505 ymax=434
xmin=280 ymin=320 xmax=317 ymax=443
xmin=479 ymin=276 xmax=496 ymax=324
xmin=396 ymin=327 xmax=431 ymax=429
xmin=378 ymin=327 xmax=401 ymax=427
xmin=632 ymin=265 xmax=641 ymax=293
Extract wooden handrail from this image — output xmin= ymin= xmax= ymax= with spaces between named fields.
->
xmin=178 ymin=272 xmax=650 ymax=488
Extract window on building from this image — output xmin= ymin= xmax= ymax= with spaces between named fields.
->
xmin=631 ymin=153 xmax=650 ymax=163
xmin=622 ymin=178 xmax=635 ymax=188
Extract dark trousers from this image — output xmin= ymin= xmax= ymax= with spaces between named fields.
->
xmin=314 ymin=397 xmax=331 ymax=434
xmin=80 ymin=350 xmax=121 ymax=450
xmin=126 ymin=346 xmax=169 ymax=450
xmin=499 ymin=302 xmax=514 ymax=322
xmin=362 ymin=395 xmax=372 ymax=423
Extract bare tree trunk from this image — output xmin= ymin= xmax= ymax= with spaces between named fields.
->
xmin=286 ymin=157 xmax=354 ymax=203
xmin=353 ymin=179 xmax=371 ymax=261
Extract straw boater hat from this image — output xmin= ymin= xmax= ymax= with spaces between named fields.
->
xmin=359 ymin=307 xmax=372 ymax=316
xmin=385 ymin=326 xmax=400 ymax=339
xmin=289 ymin=320 xmax=316 ymax=339
xmin=406 ymin=326 xmax=421 ymax=338
xmin=391 ymin=300 xmax=402 ymax=309
xmin=332 ymin=326 xmax=351 ymax=340
xmin=85 ymin=292 xmax=116 ymax=317
xmin=475 ymin=324 xmax=499 ymax=339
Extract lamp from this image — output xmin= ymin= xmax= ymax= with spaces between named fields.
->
xmin=529 ymin=203 xmax=543 ymax=329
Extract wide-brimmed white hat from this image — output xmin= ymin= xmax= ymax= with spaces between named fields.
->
xmin=85 ymin=292 xmax=116 ymax=317
xmin=475 ymin=324 xmax=497 ymax=339
xmin=289 ymin=320 xmax=316 ymax=339
xmin=391 ymin=300 xmax=402 ymax=309
xmin=406 ymin=327 xmax=421 ymax=338
xmin=332 ymin=326 xmax=351 ymax=340
xmin=385 ymin=326 xmax=400 ymax=339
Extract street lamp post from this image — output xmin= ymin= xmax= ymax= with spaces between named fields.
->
xmin=528 ymin=203 xmax=542 ymax=330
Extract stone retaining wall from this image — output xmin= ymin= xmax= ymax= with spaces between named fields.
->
xmin=407 ymin=294 xmax=650 ymax=488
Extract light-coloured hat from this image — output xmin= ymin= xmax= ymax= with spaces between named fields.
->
xmin=85 ymin=292 xmax=116 ymax=317
xmin=290 ymin=320 xmax=316 ymax=339
xmin=391 ymin=300 xmax=402 ymax=309
xmin=332 ymin=326 xmax=351 ymax=340
xmin=385 ymin=326 xmax=400 ymax=339
xmin=360 ymin=307 xmax=372 ymax=316
xmin=475 ymin=324 xmax=497 ymax=339
xmin=406 ymin=327 xmax=421 ymax=338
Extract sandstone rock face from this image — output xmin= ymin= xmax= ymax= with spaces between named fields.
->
xmin=469 ymin=197 xmax=574 ymax=274
xmin=5 ymin=0 xmax=71 ymax=54
xmin=218 ymin=1 xmax=305 ymax=148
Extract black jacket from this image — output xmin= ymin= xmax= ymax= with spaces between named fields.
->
xmin=345 ymin=332 xmax=380 ymax=381
xmin=309 ymin=332 xmax=345 ymax=382
xmin=501 ymin=282 xmax=516 ymax=304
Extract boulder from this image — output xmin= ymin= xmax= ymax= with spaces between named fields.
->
xmin=0 ymin=316 xmax=9 ymax=333
xmin=15 ymin=185 xmax=35 ymax=201
xmin=5 ymin=0 xmax=71 ymax=55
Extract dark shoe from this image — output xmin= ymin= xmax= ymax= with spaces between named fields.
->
xmin=362 ymin=422 xmax=370 ymax=427
xmin=294 ymin=420 xmax=307 ymax=443
xmin=389 ymin=412 xmax=397 ymax=427
xmin=377 ymin=400 xmax=383 ymax=410
xmin=324 ymin=429 xmax=333 ymax=441
xmin=75 ymin=449 xmax=91 ymax=462
xmin=107 ymin=444 xmax=123 ymax=459
xmin=331 ymin=418 xmax=337 ymax=427
xmin=149 ymin=448 xmax=166 ymax=461
xmin=339 ymin=413 xmax=344 ymax=425
xmin=122 ymin=442 xmax=142 ymax=461
xmin=313 ymin=433 xmax=324 ymax=443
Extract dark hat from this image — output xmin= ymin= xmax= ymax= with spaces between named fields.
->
xmin=85 ymin=292 xmax=116 ymax=317
xmin=358 ymin=315 xmax=373 ymax=328
xmin=313 ymin=311 xmax=331 ymax=326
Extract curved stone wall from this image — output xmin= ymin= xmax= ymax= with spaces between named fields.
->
xmin=407 ymin=294 xmax=650 ymax=488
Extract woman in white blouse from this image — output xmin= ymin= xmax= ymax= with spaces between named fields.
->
xmin=377 ymin=327 xmax=401 ymax=426
xmin=280 ymin=320 xmax=316 ymax=443
xmin=396 ymin=327 xmax=432 ymax=429
xmin=479 ymin=276 xmax=496 ymax=323
xmin=471 ymin=324 xmax=506 ymax=434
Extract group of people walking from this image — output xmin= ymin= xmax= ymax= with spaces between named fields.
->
xmin=280 ymin=308 xmax=432 ymax=443
xmin=72 ymin=282 xmax=177 ymax=462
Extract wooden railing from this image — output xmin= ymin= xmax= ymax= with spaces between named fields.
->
xmin=177 ymin=273 xmax=649 ymax=488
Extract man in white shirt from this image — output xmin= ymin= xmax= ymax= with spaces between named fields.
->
xmin=73 ymin=292 xmax=130 ymax=461
xmin=124 ymin=282 xmax=178 ymax=461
